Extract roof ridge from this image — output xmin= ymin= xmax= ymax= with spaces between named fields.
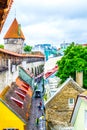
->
xmin=45 ymin=78 xmax=72 ymax=106
xmin=45 ymin=77 xmax=84 ymax=107
xmin=70 ymin=79 xmax=85 ymax=91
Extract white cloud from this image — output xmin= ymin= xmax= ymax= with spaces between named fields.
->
xmin=1 ymin=0 xmax=87 ymax=47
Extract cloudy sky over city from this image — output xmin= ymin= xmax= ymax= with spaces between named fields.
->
xmin=1 ymin=0 xmax=87 ymax=47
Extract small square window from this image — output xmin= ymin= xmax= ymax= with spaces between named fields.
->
xmin=70 ymin=98 xmax=74 ymax=104
xmin=68 ymin=98 xmax=74 ymax=108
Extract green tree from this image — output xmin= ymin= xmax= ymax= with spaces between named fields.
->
xmin=0 ymin=44 xmax=4 ymax=49
xmin=24 ymin=45 xmax=32 ymax=52
xmin=56 ymin=43 xmax=87 ymax=88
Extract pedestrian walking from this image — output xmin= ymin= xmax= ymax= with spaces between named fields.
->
xmin=38 ymin=101 xmax=42 ymax=110
xmin=37 ymin=102 xmax=42 ymax=110
xmin=35 ymin=117 xmax=39 ymax=127
xmin=26 ymin=112 xmax=29 ymax=120
xmin=40 ymin=101 xmax=42 ymax=107
xmin=39 ymin=113 xmax=44 ymax=120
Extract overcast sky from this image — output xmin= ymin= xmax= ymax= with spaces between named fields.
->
xmin=0 ymin=0 xmax=87 ymax=47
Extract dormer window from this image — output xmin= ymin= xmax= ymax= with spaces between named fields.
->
xmin=15 ymin=90 xmax=25 ymax=100
xmin=22 ymin=84 xmax=29 ymax=90
xmin=18 ymin=88 xmax=27 ymax=95
xmin=68 ymin=98 xmax=74 ymax=108
xmin=11 ymin=97 xmax=23 ymax=108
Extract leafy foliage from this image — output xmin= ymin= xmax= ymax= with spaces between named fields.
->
xmin=0 ymin=44 xmax=4 ymax=49
xmin=24 ymin=45 xmax=32 ymax=52
xmin=56 ymin=43 xmax=87 ymax=88
xmin=43 ymin=93 xmax=47 ymax=101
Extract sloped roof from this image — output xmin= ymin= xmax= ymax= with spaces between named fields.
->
xmin=19 ymin=66 xmax=34 ymax=78
xmin=0 ymin=0 xmax=13 ymax=32
xmin=71 ymin=91 xmax=87 ymax=125
xmin=45 ymin=78 xmax=85 ymax=107
xmin=0 ymin=82 xmax=32 ymax=122
xmin=44 ymin=66 xmax=58 ymax=79
xmin=16 ymin=77 xmax=33 ymax=97
xmin=4 ymin=18 xmax=25 ymax=40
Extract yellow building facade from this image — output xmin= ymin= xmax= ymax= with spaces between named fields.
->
xmin=0 ymin=99 xmax=26 ymax=130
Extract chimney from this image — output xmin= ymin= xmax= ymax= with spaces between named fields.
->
xmin=76 ymin=71 xmax=83 ymax=87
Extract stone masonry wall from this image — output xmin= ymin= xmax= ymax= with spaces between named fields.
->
xmin=5 ymin=43 xmax=23 ymax=53
xmin=46 ymin=81 xmax=84 ymax=127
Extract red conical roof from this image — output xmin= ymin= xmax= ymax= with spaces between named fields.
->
xmin=4 ymin=18 xmax=25 ymax=40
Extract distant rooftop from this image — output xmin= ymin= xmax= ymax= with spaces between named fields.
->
xmin=45 ymin=66 xmax=58 ymax=79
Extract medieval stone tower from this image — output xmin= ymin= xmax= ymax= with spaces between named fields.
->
xmin=3 ymin=18 xmax=25 ymax=53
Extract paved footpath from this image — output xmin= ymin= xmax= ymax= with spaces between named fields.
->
xmin=26 ymin=97 xmax=46 ymax=130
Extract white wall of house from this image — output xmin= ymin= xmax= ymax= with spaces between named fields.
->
xmin=44 ymin=56 xmax=62 ymax=73
xmin=0 ymin=61 xmax=44 ymax=92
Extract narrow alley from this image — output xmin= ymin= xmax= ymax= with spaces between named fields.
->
xmin=26 ymin=97 xmax=45 ymax=130
xmin=26 ymin=80 xmax=46 ymax=130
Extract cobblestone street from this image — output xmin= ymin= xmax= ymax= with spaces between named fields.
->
xmin=26 ymin=96 xmax=46 ymax=130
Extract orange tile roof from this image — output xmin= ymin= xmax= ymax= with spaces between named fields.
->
xmin=3 ymin=82 xmax=31 ymax=122
xmin=4 ymin=18 xmax=25 ymax=40
xmin=0 ymin=0 xmax=13 ymax=32
xmin=16 ymin=77 xmax=33 ymax=97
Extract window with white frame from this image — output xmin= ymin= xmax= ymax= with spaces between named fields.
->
xmin=68 ymin=98 xmax=74 ymax=107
